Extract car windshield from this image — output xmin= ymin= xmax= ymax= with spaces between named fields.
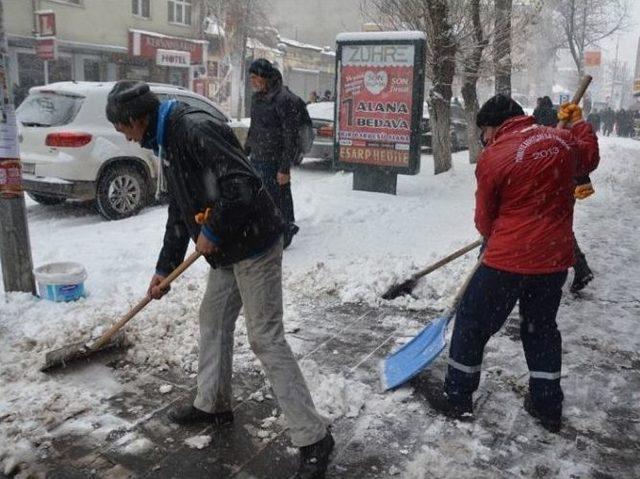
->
xmin=16 ymin=92 xmax=83 ymax=127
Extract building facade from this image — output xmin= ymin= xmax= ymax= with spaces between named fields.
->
xmin=5 ymin=0 xmax=212 ymax=104
xmin=4 ymin=0 xmax=336 ymax=115
xmin=277 ymin=36 xmax=335 ymax=103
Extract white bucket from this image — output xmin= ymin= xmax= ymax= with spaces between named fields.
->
xmin=33 ymin=262 xmax=88 ymax=302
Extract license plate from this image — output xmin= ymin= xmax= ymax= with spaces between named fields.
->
xmin=22 ymin=163 xmax=35 ymax=175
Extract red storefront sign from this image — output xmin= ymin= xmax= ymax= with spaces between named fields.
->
xmin=36 ymin=11 xmax=56 ymax=36
xmin=129 ymin=30 xmax=206 ymax=65
xmin=36 ymin=37 xmax=57 ymax=61
xmin=584 ymin=51 xmax=602 ymax=67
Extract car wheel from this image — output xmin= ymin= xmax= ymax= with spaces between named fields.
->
xmin=27 ymin=193 xmax=66 ymax=206
xmin=96 ymin=165 xmax=147 ymax=220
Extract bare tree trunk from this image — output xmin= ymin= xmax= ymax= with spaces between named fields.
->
xmin=462 ymin=84 xmax=481 ymax=164
xmin=461 ymin=0 xmax=486 ymax=164
xmin=494 ymin=0 xmax=512 ymax=96
xmin=427 ymin=0 xmax=456 ymax=174
xmin=0 ymin=0 xmax=36 ymax=294
xmin=430 ymin=97 xmax=452 ymax=174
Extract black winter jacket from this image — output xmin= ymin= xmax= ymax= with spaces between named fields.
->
xmin=533 ymin=106 xmax=558 ymax=127
xmin=153 ymin=103 xmax=283 ymax=274
xmin=246 ymin=74 xmax=300 ymax=173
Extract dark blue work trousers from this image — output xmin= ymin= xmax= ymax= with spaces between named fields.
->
xmin=444 ymin=264 xmax=568 ymax=418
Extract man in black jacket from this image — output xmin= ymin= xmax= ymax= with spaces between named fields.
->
xmin=533 ymin=96 xmax=557 ymax=127
xmin=246 ymin=58 xmax=300 ymax=248
xmin=106 ymin=81 xmax=333 ymax=478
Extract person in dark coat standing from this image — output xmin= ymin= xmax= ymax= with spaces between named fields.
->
xmin=105 ymin=81 xmax=334 ymax=479
xmin=602 ymin=107 xmax=615 ymax=136
xmin=586 ymin=110 xmax=601 ymax=133
xmin=533 ymin=96 xmax=557 ymax=126
xmin=246 ymin=58 xmax=300 ymax=249
xmin=425 ymin=95 xmax=599 ymax=433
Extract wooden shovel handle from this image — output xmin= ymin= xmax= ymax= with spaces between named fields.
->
xmin=91 ymin=251 xmax=202 ymax=350
xmin=557 ymin=75 xmax=593 ymax=128
xmin=411 ymin=239 xmax=483 ymax=281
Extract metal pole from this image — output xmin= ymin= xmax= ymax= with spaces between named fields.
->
xmin=44 ymin=59 xmax=48 ymax=84
xmin=0 ymin=0 xmax=37 ymax=294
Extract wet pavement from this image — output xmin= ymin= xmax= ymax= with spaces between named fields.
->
xmin=12 ymin=299 xmax=640 ymax=478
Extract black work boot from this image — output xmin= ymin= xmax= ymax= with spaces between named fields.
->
xmin=293 ymin=432 xmax=335 ymax=479
xmin=571 ymin=252 xmax=594 ymax=292
xmin=284 ymin=223 xmax=300 ymax=249
xmin=168 ymin=402 xmax=233 ymax=426
xmin=425 ymin=388 xmax=474 ymax=421
xmin=524 ymin=394 xmax=561 ymax=433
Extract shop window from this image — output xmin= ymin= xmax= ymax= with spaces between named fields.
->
xmin=17 ymin=53 xmax=45 ymax=91
xmin=126 ymin=66 xmax=150 ymax=81
xmin=132 ymin=0 xmax=150 ymax=18
xmin=168 ymin=0 xmax=191 ymax=26
xmin=168 ymin=68 xmax=188 ymax=88
xmin=207 ymin=61 xmax=219 ymax=78
xmin=49 ymin=57 xmax=73 ymax=83
xmin=83 ymin=59 xmax=100 ymax=81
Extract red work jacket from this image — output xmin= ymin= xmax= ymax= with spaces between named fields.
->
xmin=475 ymin=116 xmax=599 ymax=274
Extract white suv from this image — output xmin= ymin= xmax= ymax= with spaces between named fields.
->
xmin=17 ymin=81 xmax=246 ymax=220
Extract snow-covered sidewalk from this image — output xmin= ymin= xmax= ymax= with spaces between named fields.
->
xmin=1 ymin=137 xmax=639 ymax=478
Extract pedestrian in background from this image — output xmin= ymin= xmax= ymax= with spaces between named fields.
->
xmin=246 ymin=58 xmax=306 ymax=249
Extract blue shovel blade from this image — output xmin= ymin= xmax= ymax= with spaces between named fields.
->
xmin=381 ymin=315 xmax=450 ymax=390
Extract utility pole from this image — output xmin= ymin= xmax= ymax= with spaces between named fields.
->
xmin=0 ymin=0 xmax=36 ymax=294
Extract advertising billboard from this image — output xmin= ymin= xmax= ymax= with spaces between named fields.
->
xmin=335 ymin=32 xmax=426 ymax=179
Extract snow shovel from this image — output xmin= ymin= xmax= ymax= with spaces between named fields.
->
xmin=41 ymin=251 xmax=202 ymax=372
xmin=381 ymin=258 xmax=483 ymax=390
xmin=381 ymin=239 xmax=482 ymax=300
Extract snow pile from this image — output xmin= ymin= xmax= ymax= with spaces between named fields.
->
xmin=115 ymin=433 xmax=154 ymax=455
xmin=184 ymin=435 xmax=212 ymax=450
xmin=300 ymin=359 xmax=370 ymax=420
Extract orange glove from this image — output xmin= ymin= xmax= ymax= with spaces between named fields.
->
xmin=574 ymin=183 xmax=595 ymax=200
xmin=195 ymin=207 xmax=212 ymax=225
xmin=557 ymin=103 xmax=583 ymax=124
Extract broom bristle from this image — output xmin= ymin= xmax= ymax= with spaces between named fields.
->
xmin=41 ymin=331 xmax=126 ymax=372
xmin=382 ymin=279 xmax=416 ymax=300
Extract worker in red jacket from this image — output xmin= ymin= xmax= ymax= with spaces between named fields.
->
xmin=426 ymin=95 xmax=599 ymax=433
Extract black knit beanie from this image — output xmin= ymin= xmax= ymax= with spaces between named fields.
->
xmin=248 ymin=58 xmax=278 ymax=79
xmin=476 ymin=94 xmax=525 ymax=128
xmin=106 ymin=80 xmax=159 ymax=125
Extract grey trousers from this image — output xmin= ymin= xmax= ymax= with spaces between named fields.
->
xmin=193 ymin=238 xmax=327 ymax=447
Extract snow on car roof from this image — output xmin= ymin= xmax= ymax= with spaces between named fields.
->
xmin=307 ymin=102 xmax=335 ymax=121
xmin=29 ymin=81 xmax=197 ymax=100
